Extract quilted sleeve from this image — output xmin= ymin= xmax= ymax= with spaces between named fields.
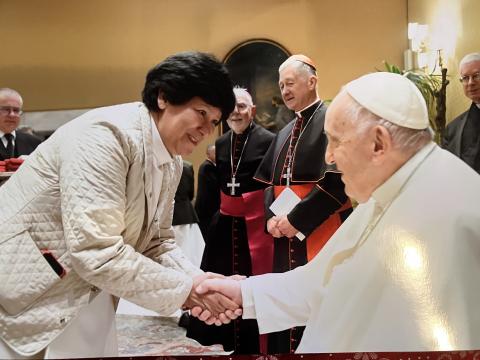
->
xmin=58 ymin=122 xmax=192 ymax=315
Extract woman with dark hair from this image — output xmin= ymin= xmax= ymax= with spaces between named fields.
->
xmin=0 ymin=51 xmax=238 ymax=359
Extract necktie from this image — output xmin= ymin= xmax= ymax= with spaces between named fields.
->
xmin=4 ymin=133 xmax=14 ymax=159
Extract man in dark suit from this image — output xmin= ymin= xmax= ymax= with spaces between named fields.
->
xmin=194 ymin=144 xmax=220 ymax=239
xmin=0 ymin=88 xmax=41 ymax=161
xmin=443 ymin=52 xmax=480 ymax=173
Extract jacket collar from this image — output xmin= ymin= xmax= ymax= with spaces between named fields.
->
xmin=150 ymin=117 xmax=173 ymax=166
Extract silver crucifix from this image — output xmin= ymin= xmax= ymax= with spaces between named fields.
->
xmin=282 ymin=166 xmax=292 ymax=187
xmin=227 ymin=176 xmax=240 ymax=195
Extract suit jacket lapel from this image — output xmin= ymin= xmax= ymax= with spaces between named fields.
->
xmin=454 ymin=110 xmax=469 ymax=154
xmin=0 ymin=141 xmax=8 ymax=160
xmin=14 ymin=133 xmax=25 ymax=157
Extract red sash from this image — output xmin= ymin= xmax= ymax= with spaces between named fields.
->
xmin=274 ymin=184 xmax=350 ymax=262
xmin=220 ymin=190 xmax=273 ymax=276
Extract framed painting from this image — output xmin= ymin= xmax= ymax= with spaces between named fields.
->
xmin=223 ymin=39 xmax=294 ymax=134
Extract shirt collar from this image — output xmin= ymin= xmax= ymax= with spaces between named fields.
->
xmin=0 ymin=130 xmax=16 ymax=139
xmin=295 ymin=98 xmax=321 ymax=118
xmin=372 ymin=142 xmax=436 ymax=209
xmin=150 ymin=116 xmax=172 ymax=166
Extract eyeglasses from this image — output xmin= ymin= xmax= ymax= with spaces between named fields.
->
xmin=459 ymin=72 xmax=480 ymax=84
xmin=0 ymin=106 xmax=23 ymax=116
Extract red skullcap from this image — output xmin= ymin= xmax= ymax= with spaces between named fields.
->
xmin=286 ymin=54 xmax=317 ymax=71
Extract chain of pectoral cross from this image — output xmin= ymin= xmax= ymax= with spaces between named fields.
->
xmin=281 ymin=101 xmax=322 ymax=187
xmin=227 ymin=130 xmax=250 ymax=195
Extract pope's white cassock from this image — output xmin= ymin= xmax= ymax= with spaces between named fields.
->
xmin=241 ymin=142 xmax=480 ymax=352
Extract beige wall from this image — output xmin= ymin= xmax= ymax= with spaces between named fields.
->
xmin=408 ymin=0 xmax=480 ymax=123
xmin=0 ymin=0 xmax=407 ymax=177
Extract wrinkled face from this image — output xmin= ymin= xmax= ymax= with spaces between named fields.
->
xmin=324 ymin=94 xmax=375 ymax=203
xmin=226 ymin=92 xmax=255 ymax=134
xmin=460 ymin=60 xmax=480 ymax=103
xmin=155 ymin=96 xmax=222 ymax=156
xmin=278 ymin=65 xmax=315 ymax=112
xmin=0 ymin=93 xmax=22 ymax=133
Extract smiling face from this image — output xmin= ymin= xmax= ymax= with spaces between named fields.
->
xmin=226 ymin=90 xmax=255 ymax=134
xmin=460 ymin=59 xmax=480 ymax=103
xmin=278 ymin=64 xmax=317 ymax=112
xmin=0 ymin=91 xmax=23 ymax=134
xmin=154 ymin=96 xmax=222 ymax=156
xmin=324 ymin=93 xmax=378 ymax=203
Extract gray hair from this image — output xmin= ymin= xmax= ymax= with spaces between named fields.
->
xmin=344 ymin=93 xmax=432 ymax=155
xmin=206 ymin=144 xmax=215 ymax=154
xmin=0 ymin=88 xmax=22 ymax=102
xmin=233 ymin=86 xmax=253 ymax=106
xmin=279 ymin=59 xmax=316 ymax=77
xmin=459 ymin=52 xmax=480 ymax=69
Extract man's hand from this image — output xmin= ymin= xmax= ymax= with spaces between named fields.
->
xmin=196 ymin=278 xmax=243 ymax=309
xmin=183 ymin=272 xmax=242 ymax=326
xmin=276 ymin=215 xmax=299 ymax=238
xmin=267 ymin=216 xmax=283 ymax=238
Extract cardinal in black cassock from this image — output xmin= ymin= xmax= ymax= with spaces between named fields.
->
xmin=254 ymin=55 xmax=352 ymax=354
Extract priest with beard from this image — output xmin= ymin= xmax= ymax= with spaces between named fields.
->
xmin=254 ymin=55 xmax=352 ymax=354
xmin=187 ymin=87 xmax=274 ymax=354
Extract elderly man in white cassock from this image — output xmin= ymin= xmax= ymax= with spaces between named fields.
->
xmin=193 ymin=72 xmax=480 ymax=352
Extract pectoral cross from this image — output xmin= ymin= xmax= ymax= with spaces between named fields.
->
xmin=282 ymin=166 xmax=292 ymax=187
xmin=227 ymin=176 xmax=240 ymax=195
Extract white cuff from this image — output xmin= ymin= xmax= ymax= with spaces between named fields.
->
xmin=240 ymin=279 xmax=256 ymax=319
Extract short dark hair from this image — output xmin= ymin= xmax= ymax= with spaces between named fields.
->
xmin=142 ymin=51 xmax=235 ymax=122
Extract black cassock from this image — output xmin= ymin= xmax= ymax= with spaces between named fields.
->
xmin=254 ymin=100 xmax=352 ymax=354
xmin=443 ymin=102 xmax=480 ymax=174
xmin=187 ymin=122 xmax=274 ymax=354
xmin=194 ymin=159 xmax=219 ymax=238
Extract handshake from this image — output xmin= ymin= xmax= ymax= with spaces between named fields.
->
xmin=182 ymin=272 xmax=244 ymax=326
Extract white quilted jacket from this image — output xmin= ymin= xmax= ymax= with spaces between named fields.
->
xmin=0 ymin=102 xmax=202 ymax=356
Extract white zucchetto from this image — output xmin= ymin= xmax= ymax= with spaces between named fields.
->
xmin=345 ymin=72 xmax=429 ymax=130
